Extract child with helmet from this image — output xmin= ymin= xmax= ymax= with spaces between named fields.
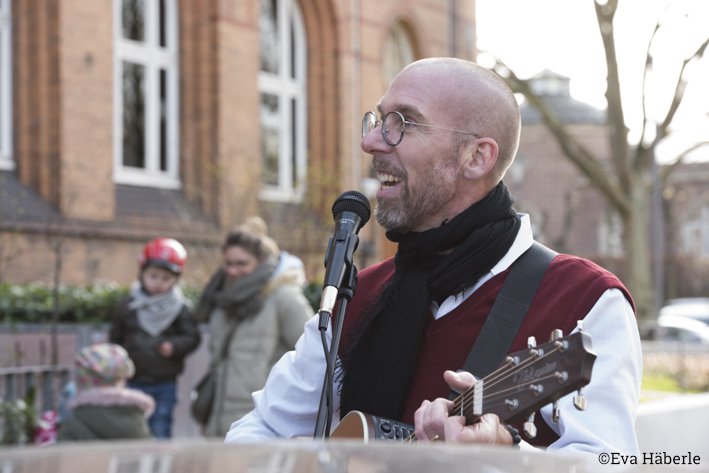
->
xmin=109 ymin=238 xmax=201 ymax=439
xmin=57 ymin=343 xmax=155 ymax=441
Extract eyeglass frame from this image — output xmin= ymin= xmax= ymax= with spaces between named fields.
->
xmin=362 ymin=110 xmax=479 ymax=147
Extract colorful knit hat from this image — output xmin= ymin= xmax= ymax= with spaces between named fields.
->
xmin=75 ymin=343 xmax=135 ymax=390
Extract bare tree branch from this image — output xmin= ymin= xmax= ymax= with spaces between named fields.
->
xmin=594 ymin=0 xmax=631 ymax=187
xmin=660 ymin=37 xmax=709 ymax=133
xmin=640 ymin=21 xmax=661 ymax=150
xmin=491 ymin=56 xmax=631 ymax=217
xmin=660 ymin=141 xmax=709 ymax=181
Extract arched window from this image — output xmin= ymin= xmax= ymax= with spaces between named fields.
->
xmin=113 ymin=0 xmax=180 ymax=188
xmin=258 ymin=0 xmax=307 ymax=202
xmin=599 ymin=210 xmax=623 ymax=258
xmin=0 ymin=0 xmax=12 ymax=170
xmin=382 ymin=21 xmax=414 ymax=86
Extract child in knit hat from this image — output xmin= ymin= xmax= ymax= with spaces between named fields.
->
xmin=57 ymin=343 xmax=155 ymax=442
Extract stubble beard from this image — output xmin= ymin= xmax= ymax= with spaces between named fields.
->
xmin=375 ymin=153 xmax=460 ymax=233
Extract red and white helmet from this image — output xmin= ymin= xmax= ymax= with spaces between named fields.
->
xmin=140 ymin=238 xmax=187 ymax=275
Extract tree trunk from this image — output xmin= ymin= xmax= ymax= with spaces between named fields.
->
xmin=623 ymin=180 xmax=654 ymax=322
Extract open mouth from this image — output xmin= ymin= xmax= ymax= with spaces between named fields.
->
xmin=377 ymin=172 xmax=402 ymax=188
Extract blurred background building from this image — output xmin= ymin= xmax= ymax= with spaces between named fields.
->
xmin=0 ymin=0 xmax=707 ymax=299
xmin=0 ymin=0 xmax=476 ymax=288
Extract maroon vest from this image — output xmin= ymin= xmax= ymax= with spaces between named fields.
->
xmin=340 ymin=253 xmax=634 ymax=447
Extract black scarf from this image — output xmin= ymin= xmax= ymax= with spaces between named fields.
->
xmin=340 ymin=182 xmax=521 ymax=420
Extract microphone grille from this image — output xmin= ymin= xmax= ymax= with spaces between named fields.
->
xmin=332 ymin=190 xmax=371 ymax=224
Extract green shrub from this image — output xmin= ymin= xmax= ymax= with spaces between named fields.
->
xmin=303 ymin=281 xmax=323 ymax=312
xmin=0 ymin=387 xmax=36 ymax=446
xmin=0 ymin=281 xmax=320 ymax=324
xmin=0 ymin=282 xmax=131 ymax=324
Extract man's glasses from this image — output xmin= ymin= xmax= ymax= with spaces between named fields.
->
xmin=362 ymin=110 xmax=479 ymax=147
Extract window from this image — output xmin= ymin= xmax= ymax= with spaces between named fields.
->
xmin=681 ymin=206 xmax=709 ymax=256
xmin=113 ymin=0 xmax=179 ymax=188
xmin=382 ymin=21 xmax=414 ymax=87
xmin=598 ymin=210 xmax=623 ymax=258
xmin=0 ymin=0 xmax=11 ymax=171
xmin=258 ymin=0 xmax=307 ymax=202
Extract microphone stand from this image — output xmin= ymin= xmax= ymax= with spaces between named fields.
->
xmin=313 ymin=263 xmax=357 ymax=439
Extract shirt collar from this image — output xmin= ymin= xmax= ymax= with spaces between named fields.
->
xmin=432 ymin=213 xmax=534 ymax=319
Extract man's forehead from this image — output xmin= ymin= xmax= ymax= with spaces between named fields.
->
xmin=378 ymin=67 xmax=453 ymax=114
xmin=375 ymin=102 xmax=423 ymax=117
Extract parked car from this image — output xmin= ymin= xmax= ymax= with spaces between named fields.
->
xmin=658 ymin=298 xmax=709 ymax=326
xmin=653 ymin=314 xmax=709 ymax=344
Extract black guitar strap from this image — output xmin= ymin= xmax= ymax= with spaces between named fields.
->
xmin=454 ymin=241 xmax=557 ymax=387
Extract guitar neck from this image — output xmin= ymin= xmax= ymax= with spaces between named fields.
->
xmin=451 ymin=330 xmax=595 ymax=425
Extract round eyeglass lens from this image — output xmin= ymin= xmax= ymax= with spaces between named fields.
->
xmin=362 ymin=112 xmax=377 ymax=139
xmin=383 ymin=112 xmax=404 ymax=146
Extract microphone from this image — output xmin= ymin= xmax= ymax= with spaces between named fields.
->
xmin=319 ymin=190 xmax=371 ymax=316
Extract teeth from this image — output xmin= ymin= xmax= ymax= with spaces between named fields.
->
xmin=377 ymin=173 xmax=401 ymax=186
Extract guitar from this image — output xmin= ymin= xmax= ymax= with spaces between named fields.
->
xmin=331 ymin=329 xmax=596 ymax=443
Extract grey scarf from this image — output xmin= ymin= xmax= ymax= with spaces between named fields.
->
xmin=197 ymin=259 xmax=277 ymax=323
xmin=129 ymin=283 xmax=185 ymax=336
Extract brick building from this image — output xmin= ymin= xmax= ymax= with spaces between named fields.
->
xmin=0 ymin=0 xmax=476 ymax=288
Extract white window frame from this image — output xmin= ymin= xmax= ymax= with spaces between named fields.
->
xmin=258 ymin=0 xmax=307 ymax=202
xmin=0 ymin=0 xmax=12 ymax=171
xmin=113 ymin=0 xmax=180 ymax=188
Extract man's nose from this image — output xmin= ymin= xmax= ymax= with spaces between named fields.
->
xmin=361 ymin=126 xmax=392 ymax=154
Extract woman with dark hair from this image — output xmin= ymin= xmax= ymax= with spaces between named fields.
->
xmin=195 ymin=217 xmax=313 ymax=437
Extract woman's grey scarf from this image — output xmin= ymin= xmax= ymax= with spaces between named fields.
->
xmin=195 ymin=259 xmax=277 ymax=323
xmin=128 ymin=283 xmax=185 ymax=336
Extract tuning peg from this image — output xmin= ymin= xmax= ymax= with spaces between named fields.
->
xmin=552 ymin=401 xmax=560 ymax=422
xmin=527 ymin=336 xmax=537 ymax=348
xmin=549 ymin=329 xmax=563 ymax=341
xmin=505 ymin=355 xmax=520 ymax=366
xmin=523 ymin=413 xmax=537 ymax=438
xmin=574 ymin=387 xmax=587 ymax=410
xmin=576 ymin=320 xmax=585 ymax=332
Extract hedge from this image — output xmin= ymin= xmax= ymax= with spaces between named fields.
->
xmin=0 ymin=282 xmax=323 ymax=324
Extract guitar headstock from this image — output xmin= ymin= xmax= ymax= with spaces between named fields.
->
xmin=453 ymin=329 xmax=596 ymax=428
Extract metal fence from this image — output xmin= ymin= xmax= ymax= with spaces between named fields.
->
xmin=0 ymin=365 xmax=71 ymax=412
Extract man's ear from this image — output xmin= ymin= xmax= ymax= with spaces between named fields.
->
xmin=459 ymin=138 xmax=498 ymax=180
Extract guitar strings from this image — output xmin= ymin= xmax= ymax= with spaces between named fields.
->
xmin=480 ymin=372 xmax=570 ymax=413
xmin=403 ymin=346 xmax=560 ymax=443
xmin=454 ymin=344 xmax=563 ymax=416
xmin=452 ymin=342 xmax=567 ymax=420
xmin=403 ymin=337 xmax=575 ymax=442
